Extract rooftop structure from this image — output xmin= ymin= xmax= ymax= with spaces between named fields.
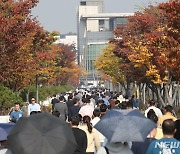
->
xmin=54 ymin=34 xmax=77 ymax=49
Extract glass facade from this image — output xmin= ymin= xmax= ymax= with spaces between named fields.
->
xmin=85 ymin=44 xmax=106 ymax=71
xmin=114 ymin=17 xmax=128 ymax=26
xmin=83 ymin=17 xmax=129 ymax=73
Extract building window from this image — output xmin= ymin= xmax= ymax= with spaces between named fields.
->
xmin=99 ymin=20 xmax=104 ymax=25
xmin=86 ymin=44 xmax=106 ymax=71
xmin=90 ymin=60 xmax=95 ymax=70
xmin=99 ymin=20 xmax=105 ymax=32
xmin=80 ymin=1 xmax=86 ymax=5
xmin=115 ymin=18 xmax=128 ymax=26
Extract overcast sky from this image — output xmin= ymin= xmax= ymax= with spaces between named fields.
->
xmin=31 ymin=0 xmax=169 ymax=34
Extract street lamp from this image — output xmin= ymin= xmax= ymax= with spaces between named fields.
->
xmin=36 ymin=74 xmax=39 ymax=103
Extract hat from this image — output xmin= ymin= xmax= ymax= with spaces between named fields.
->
xmin=0 ymin=127 xmax=7 ymax=141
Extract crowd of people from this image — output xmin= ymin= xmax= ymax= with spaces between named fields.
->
xmin=0 ymin=88 xmax=180 ymax=154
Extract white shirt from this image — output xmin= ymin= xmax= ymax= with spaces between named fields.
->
xmin=28 ymin=103 xmax=41 ymax=115
xmin=90 ymin=98 xmax=96 ymax=108
xmin=91 ymin=117 xmax=106 ymax=144
xmin=117 ymin=95 xmax=124 ymax=103
xmin=79 ymin=104 xmax=94 ymax=118
xmin=0 ymin=149 xmax=12 ymax=154
xmin=145 ymin=106 xmax=163 ymax=118
xmin=91 ymin=117 xmax=100 ymax=127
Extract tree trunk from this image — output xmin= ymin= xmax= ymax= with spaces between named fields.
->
xmin=165 ymin=82 xmax=179 ymax=106
xmin=157 ymin=85 xmax=166 ymax=107
xmin=26 ymin=88 xmax=30 ymax=103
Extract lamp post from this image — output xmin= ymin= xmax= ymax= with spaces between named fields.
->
xmin=36 ymin=74 xmax=39 ymax=103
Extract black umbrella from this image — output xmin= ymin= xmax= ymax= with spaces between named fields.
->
xmin=94 ymin=109 xmax=156 ymax=142
xmin=8 ymin=112 xmax=77 ymax=154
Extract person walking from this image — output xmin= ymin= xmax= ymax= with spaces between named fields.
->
xmin=99 ymin=104 xmax=108 ymax=118
xmin=91 ymin=109 xmax=101 ymax=127
xmin=70 ymin=115 xmax=87 ymax=154
xmin=68 ymin=98 xmax=81 ymax=122
xmin=158 ymin=105 xmax=177 ymax=126
xmin=28 ymin=98 xmax=41 ymax=116
xmin=51 ymin=94 xmax=59 ymax=111
xmin=146 ymin=119 xmax=180 ymax=154
xmin=9 ymin=103 xmax=24 ymax=123
xmin=130 ymin=95 xmax=138 ymax=109
xmin=79 ymin=116 xmax=100 ymax=154
xmin=54 ymin=96 xmax=68 ymax=121
xmin=79 ymin=98 xmax=94 ymax=119
xmin=91 ymin=109 xmax=106 ymax=146
xmin=145 ymin=100 xmax=162 ymax=118
xmin=66 ymin=93 xmax=74 ymax=109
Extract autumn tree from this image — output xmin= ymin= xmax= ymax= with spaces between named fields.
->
xmin=111 ymin=0 xmax=180 ymax=106
xmin=94 ymin=44 xmax=126 ymax=87
xmin=50 ymin=43 xmax=82 ymax=87
xmin=0 ymin=0 xmax=55 ymax=91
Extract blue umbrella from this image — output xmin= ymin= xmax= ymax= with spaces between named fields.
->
xmin=0 ymin=123 xmax=15 ymax=134
xmin=94 ymin=109 xmax=156 ymax=142
xmin=0 ymin=127 xmax=8 ymax=141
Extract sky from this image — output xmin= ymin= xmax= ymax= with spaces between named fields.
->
xmin=31 ymin=0 xmax=169 ymax=34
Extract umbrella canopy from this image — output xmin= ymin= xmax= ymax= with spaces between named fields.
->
xmin=0 ymin=127 xmax=8 ymax=141
xmin=94 ymin=109 xmax=156 ymax=142
xmin=0 ymin=123 xmax=15 ymax=134
xmin=8 ymin=112 xmax=77 ymax=154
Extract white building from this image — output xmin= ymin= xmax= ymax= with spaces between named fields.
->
xmin=77 ymin=0 xmax=134 ymax=86
xmin=54 ymin=34 xmax=77 ymax=49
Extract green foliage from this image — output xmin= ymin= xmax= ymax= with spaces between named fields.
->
xmin=50 ymin=31 xmax=60 ymax=36
xmin=19 ymin=85 xmax=36 ymax=102
xmin=0 ymin=84 xmax=22 ymax=108
xmin=20 ymin=85 xmax=72 ymax=102
xmin=39 ymin=85 xmax=72 ymax=101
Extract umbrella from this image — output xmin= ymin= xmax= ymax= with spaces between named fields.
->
xmin=8 ymin=112 xmax=77 ymax=154
xmin=94 ymin=109 xmax=156 ymax=142
xmin=0 ymin=127 xmax=8 ymax=141
xmin=0 ymin=123 xmax=15 ymax=134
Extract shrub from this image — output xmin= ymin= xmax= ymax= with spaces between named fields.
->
xmin=20 ymin=85 xmax=72 ymax=102
xmin=0 ymin=84 xmax=22 ymax=108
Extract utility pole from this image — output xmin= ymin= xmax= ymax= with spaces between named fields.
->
xmin=36 ymin=74 xmax=39 ymax=103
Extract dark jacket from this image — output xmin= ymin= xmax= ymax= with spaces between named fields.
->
xmin=72 ymin=128 xmax=87 ymax=154
xmin=68 ymin=105 xmax=81 ymax=121
xmin=54 ymin=102 xmax=68 ymax=121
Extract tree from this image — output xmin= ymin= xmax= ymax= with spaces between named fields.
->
xmin=94 ymin=44 xmax=125 ymax=85
xmin=49 ymin=43 xmax=82 ymax=86
xmin=50 ymin=31 xmax=60 ymax=36
xmin=0 ymin=84 xmax=22 ymax=109
xmin=111 ymin=0 xmax=180 ymax=105
xmin=0 ymin=0 xmax=55 ymax=91
xmin=0 ymin=0 xmax=38 ymax=91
